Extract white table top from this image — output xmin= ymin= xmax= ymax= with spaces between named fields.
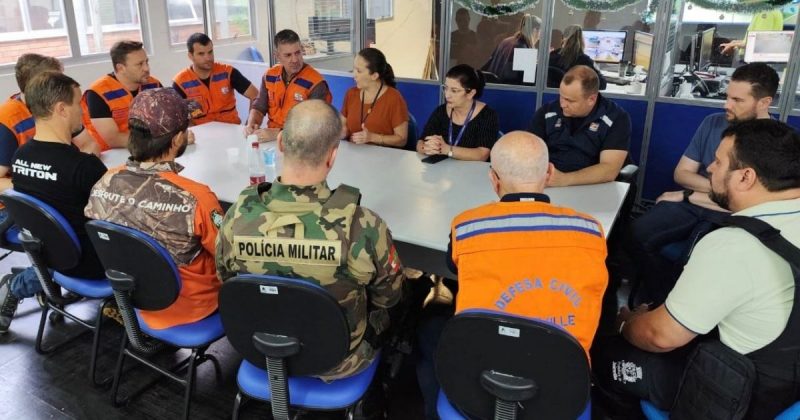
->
xmin=103 ymin=122 xmax=629 ymax=252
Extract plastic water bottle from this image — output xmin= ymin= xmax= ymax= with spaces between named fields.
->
xmin=248 ymin=141 xmax=266 ymax=185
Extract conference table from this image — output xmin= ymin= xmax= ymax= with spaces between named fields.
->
xmin=102 ymin=122 xmax=630 ymax=276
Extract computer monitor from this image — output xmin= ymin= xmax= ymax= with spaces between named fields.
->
xmin=633 ymin=31 xmax=654 ymax=70
xmin=744 ymin=31 xmax=794 ymax=63
xmin=583 ymin=30 xmax=627 ymax=63
xmin=697 ymin=27 xmax=715 ymax=71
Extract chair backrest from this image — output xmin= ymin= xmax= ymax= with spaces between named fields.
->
xmin=0 ymin=189 xmax=81 ymax=271
xmin=547 ymin=66 xmax=565 ymax=88
xmin=481 ymin=71 xmax=500 ymax=84
xmin=219 ymin=274 xmax=351 ymax=375
xmin=435 ymin=310 xmax=590 ymax=420
xmin=405 ymin=112 xmax=419 ymax=151
xmin=85 ymin=220 xmax=181 ymax=311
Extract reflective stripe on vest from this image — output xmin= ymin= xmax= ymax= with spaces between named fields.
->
xmin=455 ymin=212 xmax=603 ymax=241
xmin=81 ymin=74 xmax=161 ymax=151
xmin=0 ymin=94 xmax=35 ymax=147
xmin=173 ymin=63 xmax=239 ymax=125
xmin=263 ymin=64 xmax=331 ymax=129
xmin=451 ymin=201 xmax=608 ymax=359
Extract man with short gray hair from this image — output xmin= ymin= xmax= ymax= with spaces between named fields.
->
xmin=448 ymin=130 xmax=608 ymax=355
xmin=216 ymin=99 xmax=405 ymax=382
xmin=416 ymin=131 xmax=609 ymax=417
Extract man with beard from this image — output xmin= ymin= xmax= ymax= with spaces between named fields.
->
xmin=627 ymin=63 xmax=778 ymax=304
xmin=592 ymin=119 xmax=800 ymax=418
xmin=81 ymin=40 xmax=163 ymax=151
xmin=84 ymin=88 xmax=224 ymax=330
xmin=172 ymin=32 xmax=258 ymax=125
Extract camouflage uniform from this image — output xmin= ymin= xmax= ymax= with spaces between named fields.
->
xmin=85 ymin=159 xmax=224 ymax=329
xmin=216 ymin=179 xmax=405 ymax=380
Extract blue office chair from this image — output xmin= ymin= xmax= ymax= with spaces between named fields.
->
xmin=85 ymin=220 xmax=224 ymax=420
xmin=237 ymin=45 xmax=265 ymax=62
xmin=435 ymin=310 xmax=591 ymax=420
xmin=642 ymin=398 xmax=800 ymax=419
xmin=219 ymin=274 xmax=382 ymax=420
xmin=0 ymin=190 xmax=113 ymax=387
xmin=406 ymin=112 xmax=419 ymax=151
xmin=0 ymin=212 xmax=23 ymax=254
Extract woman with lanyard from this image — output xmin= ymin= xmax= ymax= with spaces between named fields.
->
xmin=418 ymin=64 xmax=499 ymax=161
xmin=341 ymin=48 xmax=409 ymax=147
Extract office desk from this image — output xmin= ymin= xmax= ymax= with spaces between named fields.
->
xmin=103 ymin=122 xmax=629 ymax=276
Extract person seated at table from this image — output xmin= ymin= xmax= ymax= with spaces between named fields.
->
xmin=0 ymin=53 xmax=99 ymax=200
xmin=246 ymin=29 xmax=332 ymax=142
xmin=172 ymin=32 xmax=258 ymax=125
xmin=81 ymin=40 xmax=163 ymax=152
xmin=415 ymin=131 xmax=608 ymax=419
xmin=548 ymin=25 xmax=606 ymax=90
xmin=417 ymin=65 xmax=499 ymax=161
xmin=84 ymin=88 xmax=223 ymax=330
xmin=217 ymin=99 xmax=405 ymax=384
xmin=481 ymin=14 xmax=541 ymax=85
xmin=341 ymin=48 xmax=408 ymax=148
xmin=528 ymin=65 xmax=630 ymax=186
xmin=627 ymin=63 xmax=778 ymax=305
xmin=0 ymin=72 xmax=107 ymax=333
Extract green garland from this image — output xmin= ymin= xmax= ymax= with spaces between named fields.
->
xmin=454 ymin=0 xmax=541 ymax=16
xmin=560 ymin=0 xmax=646 ymax=11
xmin=457 ymin=0 xmax=791 ymax=16
xmin=685 ymin=0 xmax=792 ymax=13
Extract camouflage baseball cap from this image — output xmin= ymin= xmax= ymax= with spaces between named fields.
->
xmin=129 ymin=88 xmax=188 ymax=137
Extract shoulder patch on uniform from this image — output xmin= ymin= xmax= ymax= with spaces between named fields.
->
xmin=211 ymin=209 xmax=224 ymax=229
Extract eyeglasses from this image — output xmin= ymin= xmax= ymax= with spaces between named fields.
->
xmin=489 ymin=165 xmax=500 ymax=180
xmin=441 ymin=85 xmax=471 ymax=95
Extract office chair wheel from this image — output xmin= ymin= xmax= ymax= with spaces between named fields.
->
xmin=49 ymin=311 xmax=64 ymax=324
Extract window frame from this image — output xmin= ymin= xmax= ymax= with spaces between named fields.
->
xmin=166 ymin=0 xmax=256 ymax=49
xmin=0 ymin=0 xmax=149 ymax=68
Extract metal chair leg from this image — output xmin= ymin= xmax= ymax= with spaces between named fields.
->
xmin=34 ymin=303 xmax=50 ymax=355
xmin=110 ymin=333 xmax=129 ymax=407
xmin=182 ymin=349 xmax=199 ymax=420
xmin=89 ymin=297 xmax=114 ymax=388
xmin=232 ymin=392 xmax=247 ymax=420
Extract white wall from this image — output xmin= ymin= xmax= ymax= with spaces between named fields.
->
xmin=0 ymin=0 xmax=271 ymax=96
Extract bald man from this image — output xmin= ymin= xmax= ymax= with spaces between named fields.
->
xmin=448 ymin=130 xmax=609 ymax=355
xmin=216 ymin=99 xmax=405 ymax=383
xmin=417 ymin=132 xmax=610 ymax=416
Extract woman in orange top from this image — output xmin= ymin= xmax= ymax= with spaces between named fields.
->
xmin=341 ymin=48 xmax=409 ymax=148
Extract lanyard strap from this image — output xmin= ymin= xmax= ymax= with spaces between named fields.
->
xmin=359 ymin=82 xmax=384 ymax=125
xmin=448 ymin=100 xmax=476 ymax=147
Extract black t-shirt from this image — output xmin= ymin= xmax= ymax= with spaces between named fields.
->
xmin=12 ymin=140 xmax=107 ymax=278
xmin=0 ymin=124 xmax=18 ymax=167
xmin=172 ymin=67 xmax=252 ymax=98
xmin=421 ymin=104 xmax=499 ymax=153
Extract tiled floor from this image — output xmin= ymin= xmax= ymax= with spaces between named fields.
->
xmin=0 ymin=251 xmax=425 ymax=420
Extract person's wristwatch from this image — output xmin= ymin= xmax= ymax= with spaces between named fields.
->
xmin=682 ymin=189 xmax=694 ymax=203
xmin=447 ymin=146 xmax=454 ymax=158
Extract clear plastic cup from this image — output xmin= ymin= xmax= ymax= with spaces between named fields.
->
xmin=262 ymin=146 xmax=276 ymax=167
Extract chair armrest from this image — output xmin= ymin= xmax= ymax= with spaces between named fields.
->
xmin=616 ymin=164 xmax=639 ymax=183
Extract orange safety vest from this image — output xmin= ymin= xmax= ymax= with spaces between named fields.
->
xmin=450 ymin=198 xmax=608 ymax=358
xmin=0 ymin=93 xmax=35 ymax=148
xmin=81 ymin=74 xmax=161 ymax=151
xmin=173 ymin=63 xmax=240 ymax=125
xmin=263 ymin=64 xmax=331 ymax=129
